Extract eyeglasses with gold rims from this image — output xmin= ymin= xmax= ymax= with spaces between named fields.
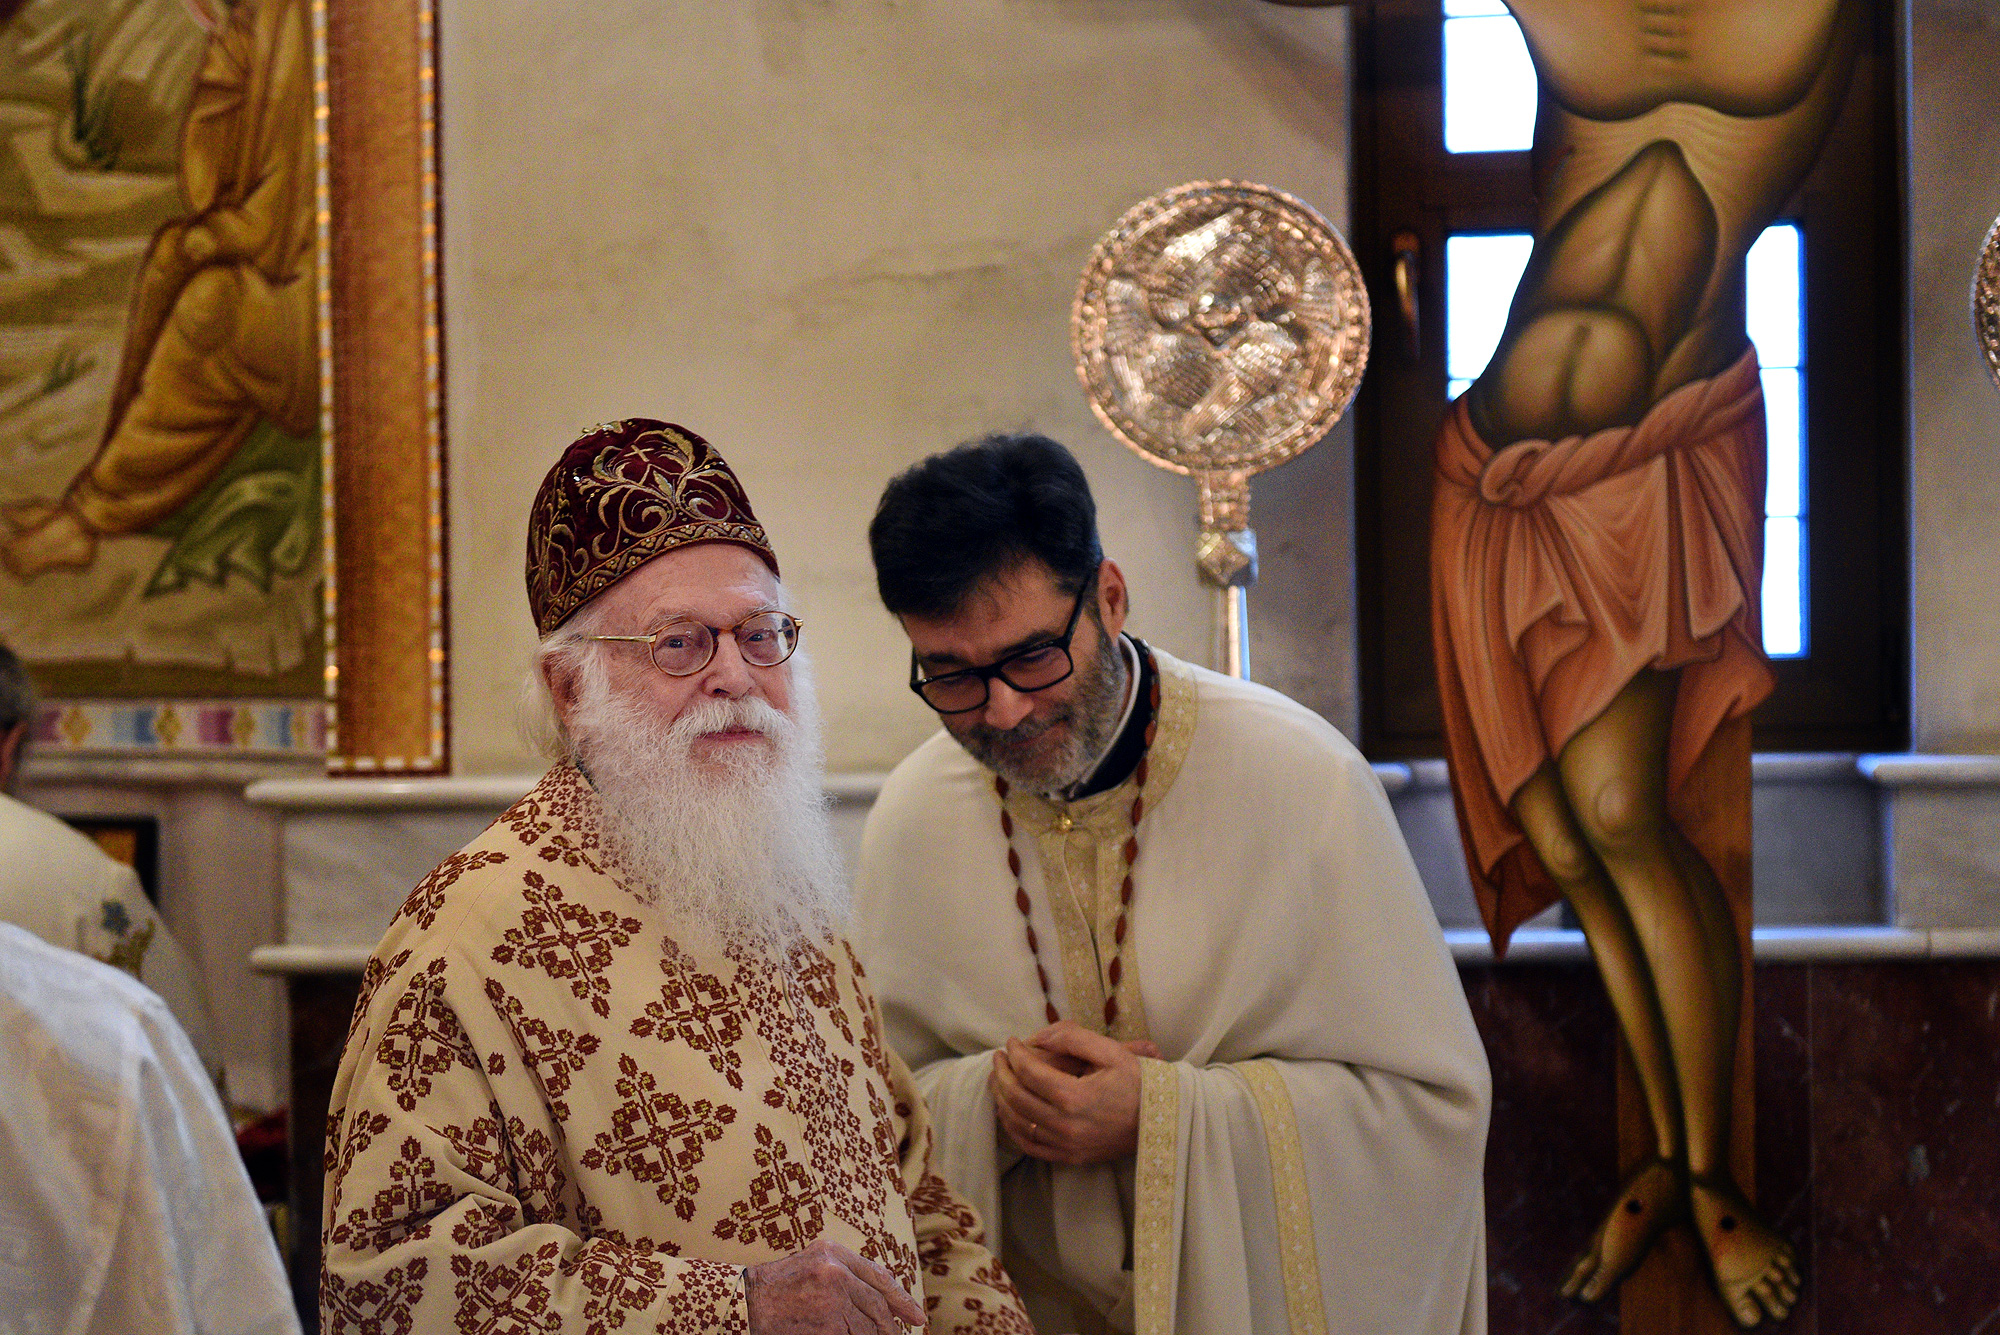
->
xmin=908 ymin=584 xmax=1089 ymax=714
xmin=589 ymin=611 xmax=804 ymax=676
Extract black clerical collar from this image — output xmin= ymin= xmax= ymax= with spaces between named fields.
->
xmin=1057 ymin=635 xmax=1156 ymax=802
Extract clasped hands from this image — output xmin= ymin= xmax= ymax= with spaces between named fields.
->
xmin=991 ymin=1019 xmax=1161 ymax=1167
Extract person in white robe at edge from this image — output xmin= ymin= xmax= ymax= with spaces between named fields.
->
xmin=0 ymin=920 xmax=299 ymax=1334
xmin=852 ymin=434 xmax=1492 ymax=1335
xmin=0 ymin=643 xmax=227 ymax=1086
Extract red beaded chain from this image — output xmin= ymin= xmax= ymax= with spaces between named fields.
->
xmin=995 ymin=648 xmax=1162 ymax=1030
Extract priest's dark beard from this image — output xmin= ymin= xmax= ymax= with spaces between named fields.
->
xmin=565 ymin=652 xmax=848 ymax=948
xmin=951 ymin=623 xmax=1128 ymax=793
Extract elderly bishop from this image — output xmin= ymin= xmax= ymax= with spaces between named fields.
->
xmin=323 ymin=421 xmax=1033 ymax=1334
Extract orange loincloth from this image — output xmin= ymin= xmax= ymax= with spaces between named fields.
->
xmin=1430 ymin=349 xmax=1777 ymax=954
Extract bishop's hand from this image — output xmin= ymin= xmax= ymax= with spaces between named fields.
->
xmin=991 ymin=1021 xmax=1160 ymax=1167
xmin=744 ymin=1238 xmax=925 ymax=1334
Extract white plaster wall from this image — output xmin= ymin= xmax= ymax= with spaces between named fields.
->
xmin=439 ymin=0 xmax=1356 ymax=775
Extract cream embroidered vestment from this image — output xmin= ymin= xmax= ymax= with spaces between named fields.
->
xmin=854 ymin=649 xmax=1493 ymax=1335
xmin=323 ymin=766 xmax=1033 ymax=1334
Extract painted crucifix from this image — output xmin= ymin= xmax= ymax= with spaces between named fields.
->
xmin=1267 ymin=0 xmax=1864 ymax=1327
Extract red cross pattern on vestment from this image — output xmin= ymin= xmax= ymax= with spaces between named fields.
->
xmin=581 ymin=1054 xmax=737 ymax=1221
xmin=378 ymin=961 xmax=483 ymax=1113
xmin=632 ymin=941 xmax=749 ymax=1089
xmin=322 ymin=1257 xmax=429 ymax=1335
xmin=489 ymin=872 xmax=640 ymax=1019
xmin=449 ymin=1240 xmax=562 ymax=1334
xmin=713 ymin=1122 xmax=826 ymax=1253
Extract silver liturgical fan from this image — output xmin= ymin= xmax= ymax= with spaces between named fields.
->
xmin=1974 ymin=215 xmax=2000 ymax=392
xmin=1072 ymin=181 xmax=1370 ymax=679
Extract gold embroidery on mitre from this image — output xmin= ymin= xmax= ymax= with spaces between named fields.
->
xmin=529 ymin=423 xmax=773 ymax=632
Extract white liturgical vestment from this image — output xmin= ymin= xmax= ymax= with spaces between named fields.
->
xmin=0 ymin=792 xmax=222 ymax=1081
xmin=853 ymin=647 xmax=1491 ymax=1335
xmin=0 ymin=922 xmax=298 ymax=1335
xmin=323 ymin=764 xmax=1033 ymax=1334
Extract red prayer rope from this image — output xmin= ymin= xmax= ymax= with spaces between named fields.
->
xmin=994 ymin=647 xmax=1162 ymax=1030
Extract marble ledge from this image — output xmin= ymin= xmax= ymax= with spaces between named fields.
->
xmin=1445 ymin=925 xmax=2000 ymax=964
xmin=1381 ymin=752 xmax=2000 ymax=795
xmin=251 ymin=943 xmax=375 ymax=975
xmin=256 ymin=927 xmax=2000 ymax=978
xmin=246 ymin=773 xmax=541 ymax=810
xmin=27 ymin=753 xmax=321 ymax=788
xmin=1858 ymin=752 xmax=2000 ymax=786
xmin=1384 ymin=753 xmax=1884 ymax=794
xmin=245 ymin=771 xmax=894 ymax=810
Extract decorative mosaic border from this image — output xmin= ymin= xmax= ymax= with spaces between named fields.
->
xmin=34 ymin=700 xmax=327 ymax=757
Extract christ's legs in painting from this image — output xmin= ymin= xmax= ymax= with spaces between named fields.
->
xmin=1512 ymin=673 xmax=1797 ymax=1322
xmin=1510 ymin=755 xmax=1689 ymax=1290
xmin=1344 ymin=0 xmax=1871 ymax=1322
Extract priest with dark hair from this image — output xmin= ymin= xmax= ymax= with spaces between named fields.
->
xmin=853 ymin=432 xmax=1492 ymax=1335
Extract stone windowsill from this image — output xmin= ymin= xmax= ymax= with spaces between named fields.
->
xmin=243 ymin=771 xmax=893 ymax=810
xmin=253 ymin=924 xmax=2000 ymax=980
xmin=246 ymin=753 xmax=2000 ymax=973
xmin=1372 ymin=750 xmax=2000 ymax=793
xmin=1857 ymin=753 xmax=2000 ymax=786
xmin=1445 ymin=925 xmax=2000 ymax=964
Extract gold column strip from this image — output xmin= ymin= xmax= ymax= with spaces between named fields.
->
xmin=1241 ymin=1060 xmax=1329 ymax=1335
xmin=1132 ymin=1056 xmax=1181 ymax=1335
xmin=319 ymin=0 xmax=449 ymax=773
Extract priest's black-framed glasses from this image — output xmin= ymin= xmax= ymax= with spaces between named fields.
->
xmin=908 ymin=584 xmax=1087 ymax=714
xmin=589 ymin=611 xmax=803 ymax=676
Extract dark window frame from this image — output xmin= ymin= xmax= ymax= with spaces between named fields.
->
xmin=1350 ymin=0 xmax=1909 ymax=759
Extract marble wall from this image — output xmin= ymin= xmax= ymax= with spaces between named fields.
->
xmin=1469 ymin=959 xmax=2000 ymax=1334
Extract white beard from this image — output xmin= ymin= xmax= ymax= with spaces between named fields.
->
xmin=565 ymin=654 xmax=848 ymax=949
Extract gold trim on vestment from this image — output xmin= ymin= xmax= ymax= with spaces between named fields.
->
xmin=1000 ymin=648 xmax=1199 ymax=1044
xmin=1133 ymin=1055 xmax=1182 ymax=1335
xmin=1241 ymin=1060 xmax=1329 ymax=1335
